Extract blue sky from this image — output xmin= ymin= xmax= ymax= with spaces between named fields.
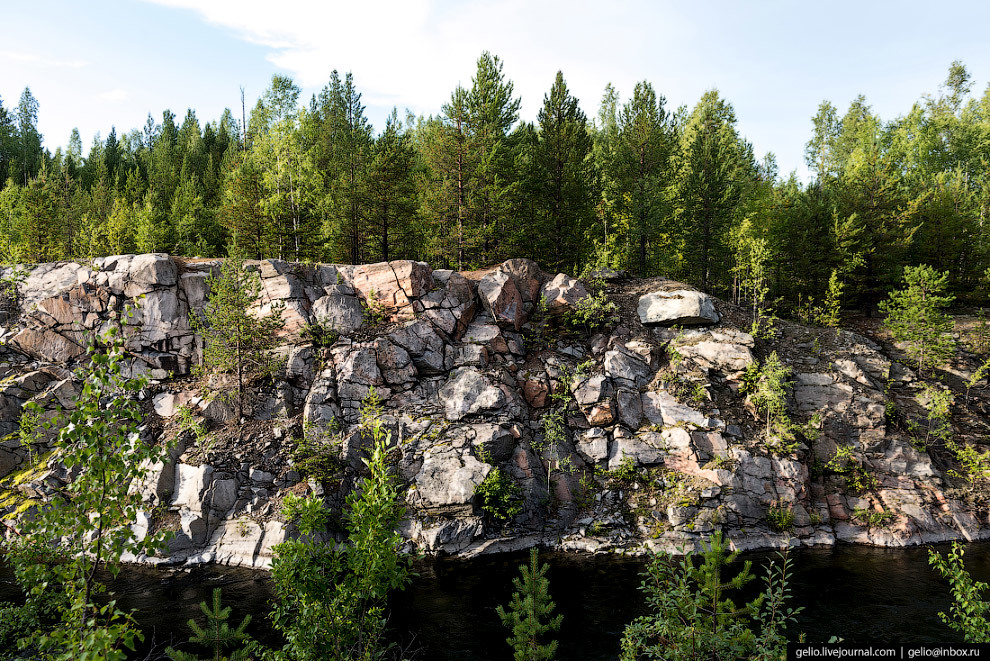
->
xmin=3 ymin=0 xmax=990 ymax=180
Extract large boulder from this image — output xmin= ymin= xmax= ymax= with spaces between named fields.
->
xmin=539 ymin=274 xmax=589 ymax=314
xmin=478 ymin=270 xmax=526 ymax=330
xmin=349 ymin=260 xmax=432 ymax=321
xmin=408 ymin=447 xmax=491 ymax=514
xmin=125 ymin=253 xmax=178 ymax=297
xmin=638 ymin=289 xmax=719 ymax=325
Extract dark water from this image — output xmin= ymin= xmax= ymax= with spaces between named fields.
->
xmin=1 ymin=543 xmax=985 ymax=659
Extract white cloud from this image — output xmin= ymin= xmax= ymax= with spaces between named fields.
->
xmin=139 ymin=0 xmax=683 ymax=121
xmin=98 ymin=89 xmax=129 ymax=102
xmin=0 ymin=50 xmax=88 ymax=69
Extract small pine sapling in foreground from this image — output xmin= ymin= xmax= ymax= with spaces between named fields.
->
xmin=929 ymin=542 xmax=990 ymax=642
xmin=497 ymin=548 xmax=563 ymax=661
xmin=620 ymin=531 xmax=800 ymax=661
xmin=166 ymin=587 xmax=253 ymax=661
xmin=879 ymin=264 xmax=955 ymax=378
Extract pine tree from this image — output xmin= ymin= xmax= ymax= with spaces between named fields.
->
xmin=529 ymin=71 xmax=592 ymax=272
xmin=192 ymin=255 xmax=284 ymax=423
xmin=465 ymin=52 xmax=521 ymax=264
xmin=166 ymin=588 xmax=253 ymax=661
xmin=616 ymin=81 xmax=675 ymax=276
xmin=310 ymin=71 xmax=373 ymax=263
xmin=496 ymin=548 xmax=563 ymax=661
xmin=879 ymin=264 xmax=955 ymax=376
xmin=674 ymin=89 xmax=752 ymax=293
xmin=366 ymin=109 xmax=418 ymax=262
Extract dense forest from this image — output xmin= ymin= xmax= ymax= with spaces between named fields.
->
xmin=2 ymin=54 xmax=989 ymax=314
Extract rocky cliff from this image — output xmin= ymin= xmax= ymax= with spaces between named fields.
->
xmin=1 ymin=254 xmax=988 ymax=569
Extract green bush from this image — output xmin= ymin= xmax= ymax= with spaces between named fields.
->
xmin=766 ymin=503 xmax=794 ymax=532
xmin=475 ymin=467 xmax=523 ymax=525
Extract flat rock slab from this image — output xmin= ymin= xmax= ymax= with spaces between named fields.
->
xmin=638 ymin=289 xmax=719 ymax=325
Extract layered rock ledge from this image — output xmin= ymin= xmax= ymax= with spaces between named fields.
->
xmin=2 ymin=254 xmax=989 ymax=569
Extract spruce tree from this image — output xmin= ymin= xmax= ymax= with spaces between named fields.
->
xmin=166 ymin=588 xmax=253 ymax=661
xmin=497 ymin=548 xmax=563 ymax=661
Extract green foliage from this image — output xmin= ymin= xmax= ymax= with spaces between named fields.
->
xmin=263 ymin=390 xmax=410 ymax=661
xmin=929 ymin=542 xmax=990 ymax=642
xmin=606 ymin=455 xmax=638 ymax=482
xmin=825 ymin=445 xmax=877 ymax=492
xmin=620 ymin=531 xmax=801 ymax=661
xmin=166 ymin=588 xmax=253 ymax=661
xmin=177 ymin=404 xmax=211 ymax=451
xmin=879 ymin=264 xmax=955 ymax=377
xmin=496 ymin=548 xmax=563 ymax=661
xmin=6 ymin=318 xmax=172 ymax=660
xmin=907 ymin=382 xmax=953 ymax=451
xmin=766 ymin=503 xmax=794 ymax=532
xmin=299 ymin=322 xmax=339 ymax=348
xmin=817 ymin=269 xmax=844 ymax=328
xmin=947 ymin=440 xmax=990 ymax=483
xmin=566 ymin=287 xmax=619 ymax=334
xmin=851 ymin=507 xmax=894 ymax=528
xmin=748 ymin=351 xmax=794 ymax=448
xmin=291 ymin=421 xmax=342 ymax=486
xmin=192 ymin=256 xmax=285 ymax=422
xmin=475 ymin=466 xmax=523 ymax=526
xmin=361 ymin=289 xmax=388 ymax=326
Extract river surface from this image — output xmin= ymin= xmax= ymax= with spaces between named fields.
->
xmin=2 ymin=543 xmax=987 ymax=659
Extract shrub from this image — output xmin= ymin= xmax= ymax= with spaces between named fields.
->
xmin=475 ymin=467 xmax=523 ymax=526
xmin=620 ymin=531 xmax=802 ymax=661
xmin=766 ymin=503 xmax=794 ymax=532
xmin=930 ymin=542 xmax=990 ymax=642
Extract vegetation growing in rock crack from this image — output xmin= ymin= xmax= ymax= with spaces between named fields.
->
xmin=192 ymin=254 xmax=285 ymax=423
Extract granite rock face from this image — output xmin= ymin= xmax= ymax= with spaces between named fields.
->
xmin=3 ymin=254 xmax=988 ymax=566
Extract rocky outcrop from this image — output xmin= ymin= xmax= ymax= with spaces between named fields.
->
xmin=3 ymin=254 xmax=990 ymax=568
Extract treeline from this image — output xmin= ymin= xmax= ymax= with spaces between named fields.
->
xmin=2 ymin=55 xmax=990 ymax=311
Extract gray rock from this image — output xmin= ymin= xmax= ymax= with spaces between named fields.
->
xmin=638 ymin=289 xmax=719 ymax=325
xmin=440 ymin=368 xmax=507 ymax=421
xmin=604 ymin=349 xmax=653 ymax=387
xmin=575 ymin=428 xmax=608 ymax=463
xmin=572 ymin=374 xmax=614 ymax=407
xmin=312 ymin=294 xmax=365 ymax=334
xmin=616 ymin=388 xmax=643 ymax=428
xmin=478 ymin=269 xmax=525 ymax=330
xmin=125 ymin=253 xmax=178 ymax=296
xmin=469 ymin=423 xmax=516 ymax=463
xmin=539 ymin=274 xmax=589 ymax=313
xmin=410 ymin=448 xmax=491 ymax=512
